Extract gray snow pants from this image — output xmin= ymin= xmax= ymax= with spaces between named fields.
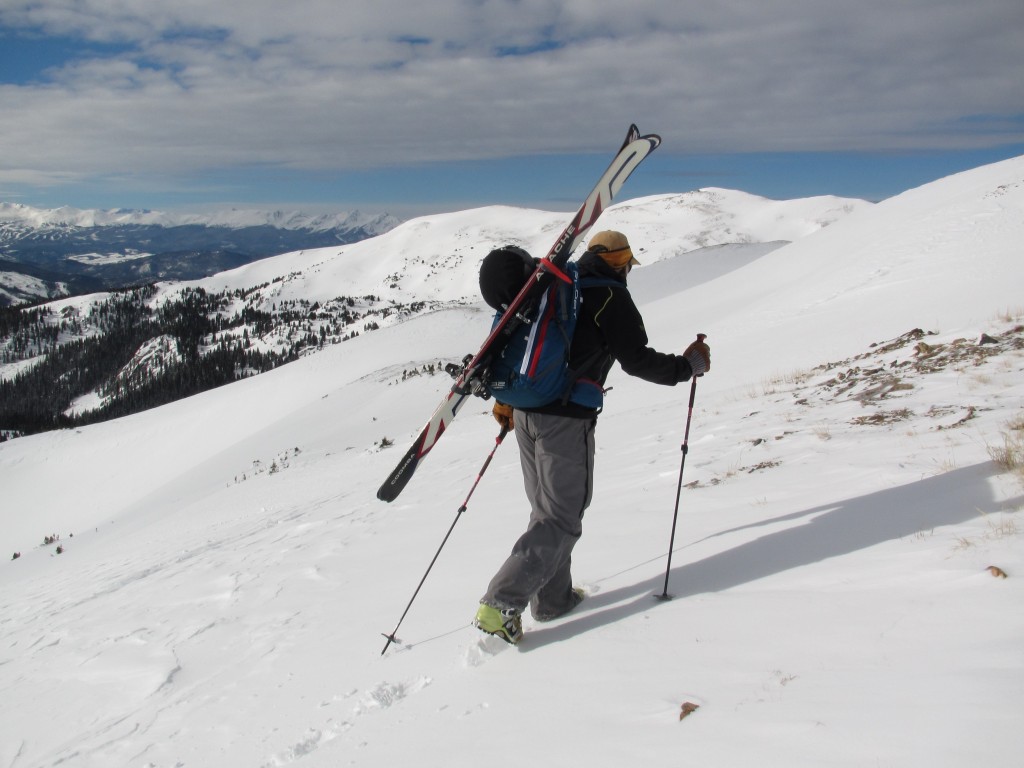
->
xmin=481 ymin=410 xmax=596 ymax=618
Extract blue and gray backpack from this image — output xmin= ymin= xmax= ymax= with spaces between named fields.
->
xmin=479 ymin=247 xmax=617 ymax=410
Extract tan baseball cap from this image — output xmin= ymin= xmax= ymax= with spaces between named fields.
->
xmin=588 ymin=230 xmax=640 ymax=267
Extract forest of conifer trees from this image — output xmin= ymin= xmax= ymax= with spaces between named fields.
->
xmin=0 ymin=283 xmax=418 ymax=439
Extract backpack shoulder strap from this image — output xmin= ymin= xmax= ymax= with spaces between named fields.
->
xmin=580 ymin=280 xmax=622 ymax=292
xmin=578 ymin=272 xmax=624 ymax=291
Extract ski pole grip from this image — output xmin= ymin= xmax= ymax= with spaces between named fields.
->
xmin=693 ymin=333 xmax=707 ymax=379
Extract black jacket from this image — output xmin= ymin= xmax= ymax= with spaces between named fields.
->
xmin=529 ymin=251 xmax=694 ymax=418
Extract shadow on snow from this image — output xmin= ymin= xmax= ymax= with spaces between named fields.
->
xmin=522 ymin=460 xmax=1020 ymax=649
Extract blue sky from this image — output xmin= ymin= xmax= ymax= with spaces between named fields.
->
xmin=1 ymin=1 xmax=1022 ymax=218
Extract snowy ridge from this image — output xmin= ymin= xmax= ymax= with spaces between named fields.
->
xmin=0 ymin=201 xmax=399 ymax=234
xmin=196 ymin=189 xmax=872 ymax=306
xmin=0 ymin=270 xmax=69 ymax=306
xmin=1 ymin=157 xmax=1023 ymax=767
xmin=607 ymin=188 xmax=868 ymax=252
xmin=0 ymin=189 xmax=858 ymax=307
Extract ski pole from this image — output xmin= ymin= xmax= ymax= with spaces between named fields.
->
xmin=381 ymin=425 xmax=509 ymax=655
xmin=656 ymin=334 xmax=705 ymax=601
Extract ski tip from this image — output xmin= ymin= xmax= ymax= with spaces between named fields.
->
xmin=625 ymin=124 xmax=661 ymax=151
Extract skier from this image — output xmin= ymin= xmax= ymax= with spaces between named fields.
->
xmin=474 ymin=230 xmax=711 ymax=644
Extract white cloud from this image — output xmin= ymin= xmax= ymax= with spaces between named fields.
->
xmin=1 ymin=0 xmax=1022 ymax=190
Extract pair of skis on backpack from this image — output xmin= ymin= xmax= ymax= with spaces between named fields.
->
xmin=377 ymin=124 xmax=661 ymax=504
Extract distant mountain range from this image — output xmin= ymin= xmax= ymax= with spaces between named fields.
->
xmin=0 ymin=188 xmax=871 ymax=437
xmin=0 ymin=203 xmax=400 ymax=306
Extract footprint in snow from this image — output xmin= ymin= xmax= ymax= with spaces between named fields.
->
xmin=265 ymin=678 xmax=429 ymax=764
xmin=263 ymin=725 xmax=342 ymax=766
xmin=352 ymin=676 xmax=432 ymax=715
xmin=463 ymin=633 xmax=512 ymax=667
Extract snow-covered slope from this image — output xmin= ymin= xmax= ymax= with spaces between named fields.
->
xmin=1 ymin=160 xmax=1022 ymax=767
xmin=194 ymin=189 xmax=871 ymax=307
xmin=657 ymin=158 xmax=1024 ymax=381
xmin=0 ymin=270 xmax=69 ymax=306
xmin=0 ymin=188 xmax=866 ymax=426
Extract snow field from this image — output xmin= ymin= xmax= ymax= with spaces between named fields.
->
xmin=2 ymin=158 xmax=1023 ymax=767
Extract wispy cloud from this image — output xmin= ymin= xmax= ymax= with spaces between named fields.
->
xmin=1 ymin=0 xmax=1022 ymax=201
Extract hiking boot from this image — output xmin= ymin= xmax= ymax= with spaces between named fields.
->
xmin=474 ymin=603 xmax=523 ymax=645
xmin=532 ymin=587 xmax=585 ymax=622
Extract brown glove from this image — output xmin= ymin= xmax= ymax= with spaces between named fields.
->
xmin=493 ymin=402 xmax=515 ymax=430
xmin=683 ymin=338 xmax=711 ymax=375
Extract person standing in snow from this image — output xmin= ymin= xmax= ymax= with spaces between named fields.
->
xmin=474 ymin=230 xmax=711 ymax=644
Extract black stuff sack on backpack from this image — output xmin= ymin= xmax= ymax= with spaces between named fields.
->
xmin=479 ymin=246 xmax=536 ymax=312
